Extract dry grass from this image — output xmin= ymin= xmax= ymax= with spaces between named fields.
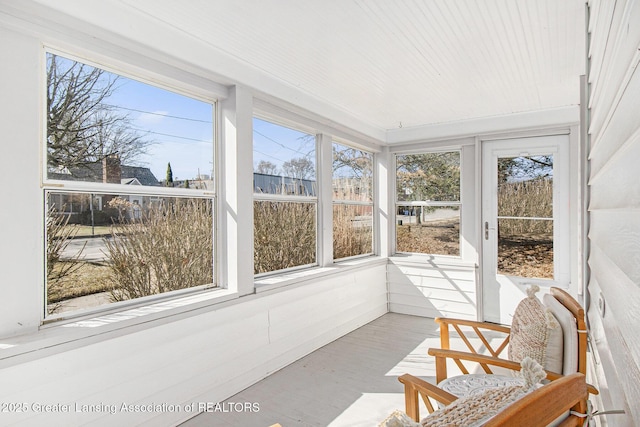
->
xmin=498 ymin=179 xmax=553 ymax=235
xmin=47 ymin=261 xmax=112 ymax=303
xmin=47 ymin=179 xmax=555 ymax=308
xmin=396 ymin=218 xmax=460 ymax=256
xmin=396 ymin=179 xmax=554 ymax=278
xmin=498 ymin=235 xmax=553 ymax=278
xmin=254 ymin=201 xmax=316 ymax=274
xmin=333 ymin=204 xmax=373 ymax=259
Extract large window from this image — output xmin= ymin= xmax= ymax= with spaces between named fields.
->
xmin=44 ymin=52 xmax=215 ymax=316
xmin=332 ymin=142 xmax=374 ymax=260
xmin=395 ymin=151 xmax=461 ymax=256
xmin=253 ymin=117 xmax=317 ymax=274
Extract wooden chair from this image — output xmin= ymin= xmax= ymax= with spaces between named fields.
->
xmin=399 ymin=372 xmax=589 ymax=426
xmin=429 ymin=287 xmax=597 ymax=392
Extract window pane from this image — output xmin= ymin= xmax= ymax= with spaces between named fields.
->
xmin=498 ymin=156 xmax=553 ymax=218
xmin=332 ymin=143 xmax=373 ymax=202
xmin=46 ymin=191 xmax=214 ymax=315
xmin=497 ymin=155 xmax=554 ymax=279
xmin=253 ymin=118 xmax=316 ymax=196
xmin=498 ymin=218 xmax=553 ymax=279
xmin=46 ymin=53 xmax=214 ymax=189
xmin=333 ymin=204 xmax=373 ymax=259
xmin=254 ymin=201 xmax=316 ymax=274
xmin=396 ymin=152 xmax=460 ymax=202
xmin=396 ymin=206 xmax=460 ymax=256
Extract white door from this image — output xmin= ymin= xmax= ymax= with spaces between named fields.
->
xmin=482 ymin=135 xmax=570 ymax=324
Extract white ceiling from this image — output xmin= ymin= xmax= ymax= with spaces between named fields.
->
xmin=10 ymin=0 xmax=587 ymax=142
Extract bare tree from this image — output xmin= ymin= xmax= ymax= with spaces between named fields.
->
xmin=256 ymin=160 xmax=279 ymax=175
xmin=498 ymin=155 xmax=553 ymax=183
xmin=333 ymin=146 xmax=372 ymax=178
xmin=46 ymin=53 xmax=149 ymax=171
xmin=282 ymin=157 xmax=315 ymax=179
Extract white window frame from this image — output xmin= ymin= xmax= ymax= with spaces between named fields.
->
xmin=393 ymin=149 xmax=462 ymax=258
xmin=332 ymin=140 xmax=375 ymax=261
xmin=42 ymin=48 xmax=219 ymax=321
xmin=252 ymin=115 xmax=320 ymax=277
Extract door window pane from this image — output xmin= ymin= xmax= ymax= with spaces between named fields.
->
xmin=498 ymin=218 xmax=553 ymax=278
xmin=496 ymin=155 xmax=554 ymax=279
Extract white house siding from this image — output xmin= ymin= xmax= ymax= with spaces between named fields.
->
xmin=587 ymin=0 xmax=640 ymax=424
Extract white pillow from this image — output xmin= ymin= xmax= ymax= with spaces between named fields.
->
xmin=543 ymin=293 xmax=578 ymax=375
xmin=508 ymin=286 xmax=561 ymax=373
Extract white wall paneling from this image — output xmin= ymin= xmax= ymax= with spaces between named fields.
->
xmin=0 ymin=265 xmax=387 ymax=426
xmin=388 ymin=258 xmax=477 ymax=320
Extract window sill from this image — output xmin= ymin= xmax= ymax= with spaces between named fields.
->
xmin=254 ymin=256 xmax=388 ymax=293
xmin=1 ymin=257 xmax=388 ymax=366
xmin=0 ymin=287 xmax=237 ymax=367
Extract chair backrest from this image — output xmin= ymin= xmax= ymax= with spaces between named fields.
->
xmin=549 ymin=287 xmax=588 ymax=376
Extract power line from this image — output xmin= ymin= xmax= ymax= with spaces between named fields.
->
xmin=253 ymin=149 xmax=287 ymax=164
xmin=102 ymin=103 xmax=213 ymax=123
xmin=131 ymin=126 xmax=212 ymax=143
xmin=253 ymin=129 xmax=313 ymax=158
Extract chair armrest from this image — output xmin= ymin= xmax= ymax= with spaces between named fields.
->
xmin=427 ymin=348 xmax=599 ymax=395
xmin=428 ymin=348 xmax=519 ymax=369
xmin=485 ymin=373 xmax=589 ymax=427
xmin=398 ymin=374 xmax=457 ymax=421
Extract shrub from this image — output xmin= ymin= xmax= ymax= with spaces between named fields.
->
xmin=333 ymin=204 xmax=373 ymax=259
xmin=104 ymin=198 xmax=213 ymax=301
xmin=45 ymin=205 xmax=86 ymax=313
xmin=498 ymin=179 xmax=553 ymax=237
xmin=254 ymin=201 xmax=316 ymax=274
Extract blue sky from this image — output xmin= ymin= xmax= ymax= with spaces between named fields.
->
xmin=107 ymin=76 xmax=214 ymax=181
xmin=111 ymin=76 xmax=316 ymax=182
xmin=252 ymin=118 xmax=316 ymax=176
xmin=50 ymin=53 xmax=357 ymax=183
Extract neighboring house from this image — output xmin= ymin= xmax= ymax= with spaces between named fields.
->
xmin=47 ymin=155 xmax=161 ymax=222
xmin=254 ymin=172 xmax=316 ymax=196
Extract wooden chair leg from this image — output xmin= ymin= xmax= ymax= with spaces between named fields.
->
xmin=404 ymin=384 xmax=420 ymax=422
xmin=434 ymin=355 xmax=448 ymax=384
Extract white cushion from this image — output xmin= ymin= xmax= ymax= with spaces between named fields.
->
xmin=543 ymin=293 xmax=578 ymax=375
xmin=543 ymin=310 xmax=564 ymax=374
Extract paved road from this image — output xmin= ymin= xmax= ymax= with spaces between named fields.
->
xmin=397 ymin=207 xmax=459 ymax=225
xmin=62 ymin=237 xmax=110 ymax=262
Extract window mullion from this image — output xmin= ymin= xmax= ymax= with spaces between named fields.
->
xmin=318 ymin=133 xmax=334 ymax=267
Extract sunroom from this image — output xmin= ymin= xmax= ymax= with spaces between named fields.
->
xmin=0 ymin=0 xmax=638 ymax=426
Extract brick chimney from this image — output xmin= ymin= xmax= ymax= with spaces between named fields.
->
xmin=102 ymin=154 xmax=121 ymax=184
